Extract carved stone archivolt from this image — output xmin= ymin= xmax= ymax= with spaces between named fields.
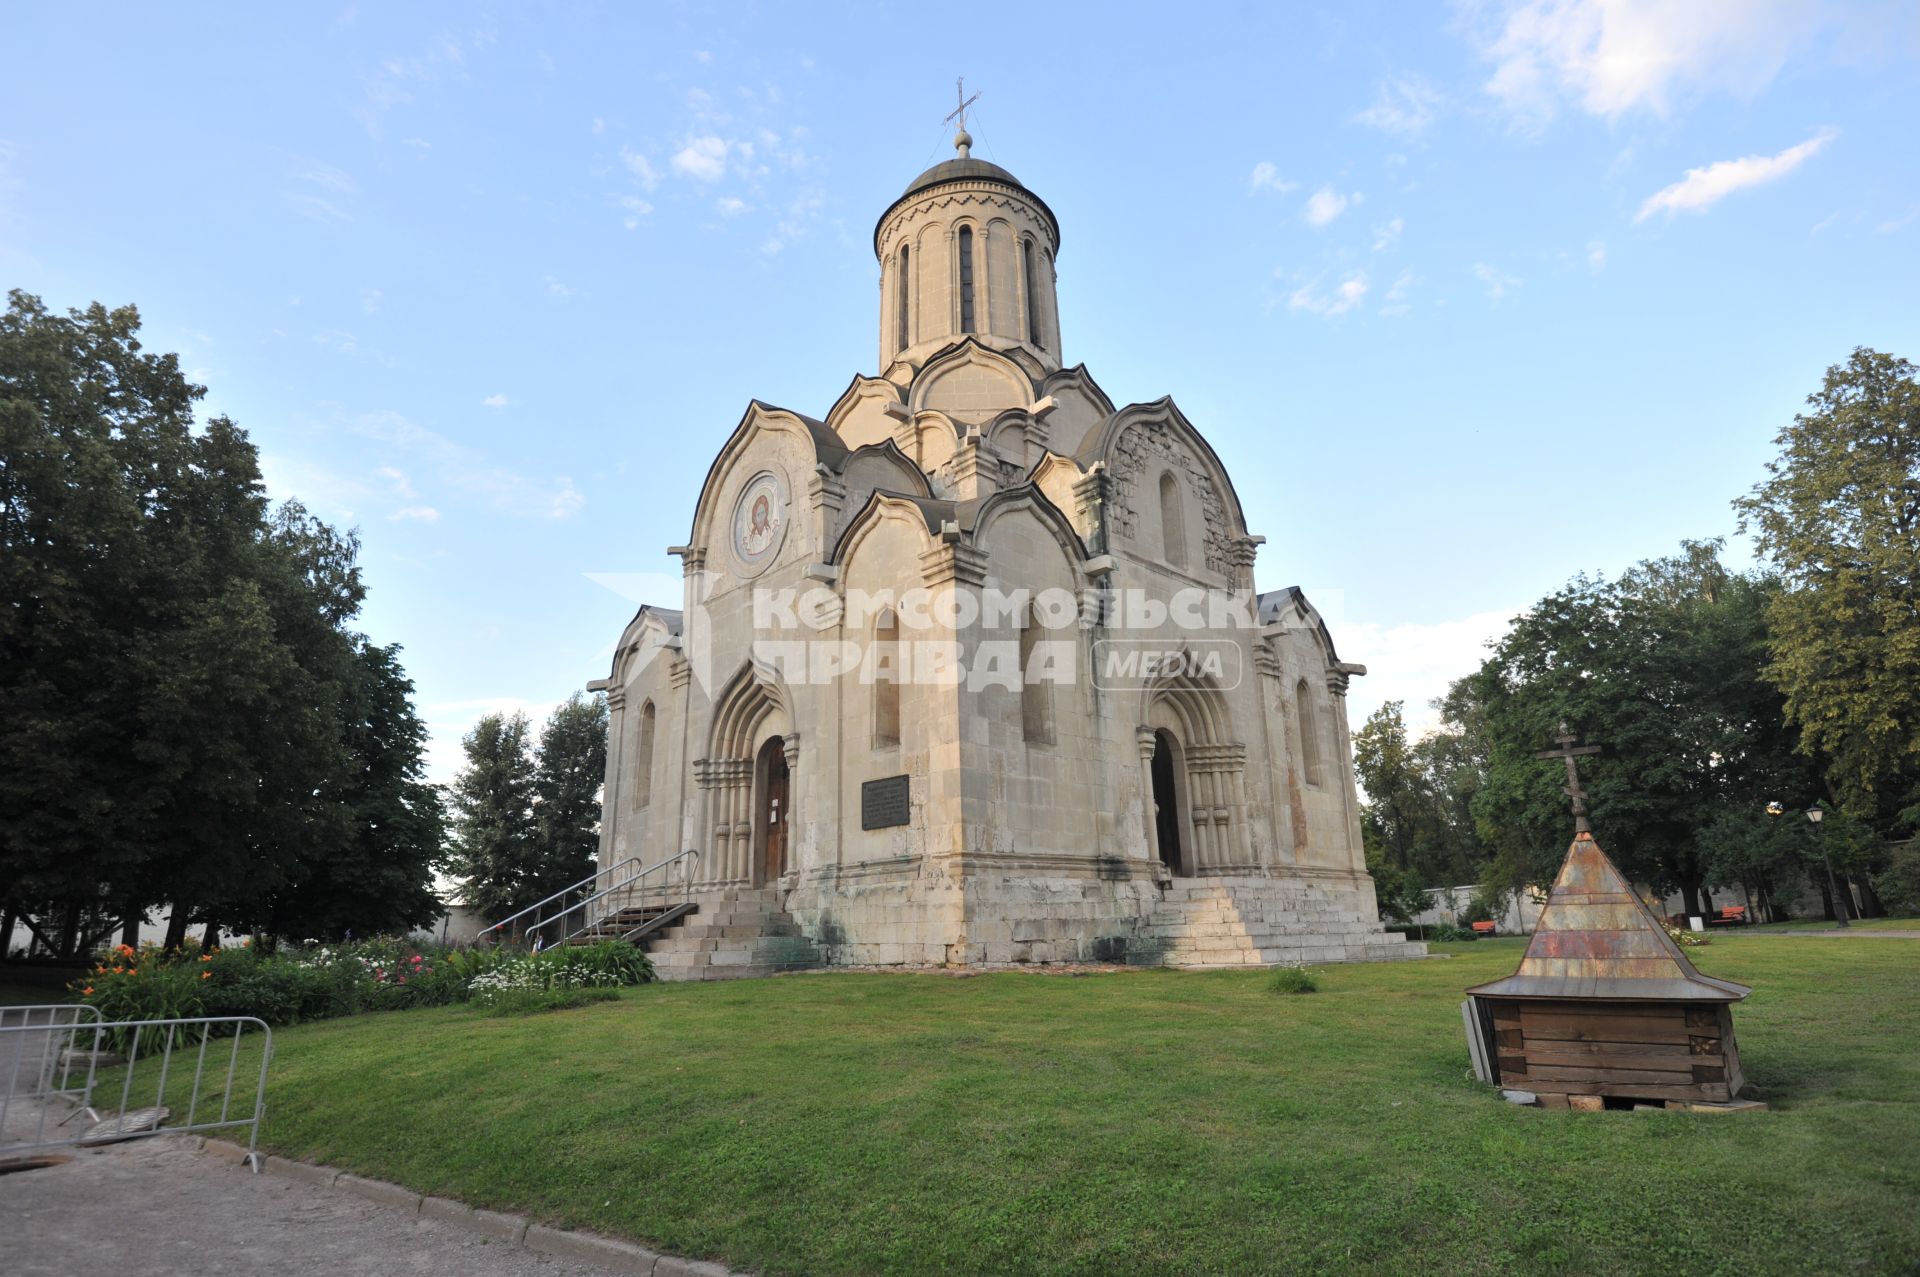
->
xmin=1108 ymin=424 xmax=1232 ymax=574
xmin=878 ymin=188 xmax=1056 ymax=257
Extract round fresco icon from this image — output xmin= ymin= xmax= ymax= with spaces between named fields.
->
xmin=732 ymin=470 xmax=787 ymax=572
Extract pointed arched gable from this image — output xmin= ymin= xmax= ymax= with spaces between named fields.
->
xmin=825 ymin=374 xmax=909 ymax=450
xmin=1076 ymin=398 xmax=1249 ymax=577
xmin=828 ymin=490 xmax=948 ymax=570
xmin=688 ymin=400 xmax=848 ymax=578
xmin=610 ymin=604 xmax=685 ymax=691
xmin=1258 ymin=587 xmax=1349 ymax=673
xmin=908 ymin=339 xmax=1038 ymax=427
xmin=970 ymin=482 xmax=1088 ymax=573
xmin=1037 ymin=364 xmax=1117 ymax=457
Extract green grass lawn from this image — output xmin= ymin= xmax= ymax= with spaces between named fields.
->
xmin=145 ymin=938 xmax=1920 ymax=1276
xmin=1735 ymin=916 xmax=1920 ymax=933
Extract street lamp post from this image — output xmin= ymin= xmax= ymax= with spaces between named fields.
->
xmin=1806 ymin=802 xmax=1849 ymax=930
xmin=1770 ymin=800 xmax=1849 ymax=929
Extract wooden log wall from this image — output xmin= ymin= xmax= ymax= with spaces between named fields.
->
xmin=1486 ymin=999 xmax=1742 ymax=1103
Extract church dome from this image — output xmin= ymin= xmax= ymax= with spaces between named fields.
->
xmin=902 ymin=155 xmax=1022 ymax=197
xmin=873 ymin=127 xmax=1063 ymax=373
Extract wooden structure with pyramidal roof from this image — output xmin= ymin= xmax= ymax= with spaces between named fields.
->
xmin=1463 ymin=729 xmax=1752 ymax=1106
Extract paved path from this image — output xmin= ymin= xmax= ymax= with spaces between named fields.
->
xmin=0 ymin=1135 xmax=619 ymax=1277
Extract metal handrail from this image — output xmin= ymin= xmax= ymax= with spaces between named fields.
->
xmin=485 ymin=849 xmax=702 ymax=948
xmin=604 ymin=849 xmax=702 ymax=943
xmin=485 ymin=856 xmax=646 ymax=938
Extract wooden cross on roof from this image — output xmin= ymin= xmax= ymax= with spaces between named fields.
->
xmin=1536 ymin=722 xmax=1602 ymax=834
xmin=945 ymin=76 xmax=980 ymax=133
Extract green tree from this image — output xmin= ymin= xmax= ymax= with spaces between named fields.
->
xmin=1353 ymin=701 xmax=1434 ymax=873
xmin=533 ymin=692 xmax=609 ymax=897
xmin=0 ymin=291 xmax=441 ymax=952
xmin=1354 ymin=698 xmax=1493 ymax=891
xmin=1735 ymin=347 xmax=1920 ymax=823
xmin=447 ymin=712 xmax=543 ymax=921
xmin=266 ymin=639 xmax=446 ymax=940
xmin=1462 ymin=541 xmax=1818 ymax=916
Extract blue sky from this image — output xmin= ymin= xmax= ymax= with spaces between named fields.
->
xmin=5 ymin=1 xmax=1917 ymax=777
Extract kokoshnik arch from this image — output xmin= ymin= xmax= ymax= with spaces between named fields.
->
xmin=589 ymin=126 xmax=1426 ymax=976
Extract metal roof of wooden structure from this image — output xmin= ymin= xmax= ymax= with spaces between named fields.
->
xmin=1466 ymin=832 xmax=1752 ymax=1003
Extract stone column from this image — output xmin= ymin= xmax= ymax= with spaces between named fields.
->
xmin=1135 ymin=726 xmax=1159 ymax=865
xmin=1328 ymin=665 xmax=1365 ymax=874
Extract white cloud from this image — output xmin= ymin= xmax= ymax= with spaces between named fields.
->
xmin=614 ymin=195 xmax=653 ymax=230
xmin=259 ymin=453 xmax=367 ymax=520
xmin=1587 ymin=239 xmax=1607 ymax=271
xmin=353 ymin=409 xmax=586 ymax=520
xmin=1288 ymin=271 xmax=1369 ymax=316
xmin=389 ymin=505 xmax=441 ymax=523
xmin=1372 ymin=217 xmax=1404 ymax=251
xmin=355 ymin=26 xmax=497 ymax=139
xmin=310 ymin=329 xmax=392 ymax=364
xmin=284 ymin=157 xmax=357 ymax=222
xmin=361 ymin=288 xmax=383 ymax=314
xmin=1304 ymin=186 xmax=1354 ymax=227
xmin=376 ymin=466 xmax=417 ymax=499
xmin=671 ymin=135 xmax=729 ymax=181
xmin=545 ymin=275 xmax=575 ymax=299
xmin=1249 ymin=161 xmax=1298 ymax=193
xmin=1474 ymin=262 xmax=1522 ymax=300
xmin=400 ymin=137 xmax=431 ymax=150
xmin=1353 ymin=76 xmax=1443 ymax=136
xmin=619 ymin=146 xmax=659 ymax=190
xmin=715 ymin=196 xmax=748 ymax=216
xmin=1338 ymin=608 xmax=1519 ymax=743
xmin=1379 ymin=269 xmax=1417 ymax=317
xmin=591 ymin=117 xmax=606 ymax=136
xmin=1473 ymin=0 xmax=1823 ymax=129
xmin=1634 ymin=130 xmax=1834 ymax=222
xmin=481 ymin=393 xmax=508 ymax=408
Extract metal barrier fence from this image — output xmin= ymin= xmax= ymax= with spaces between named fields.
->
xmin=0 ymin=1007 xmax=272 ymax=1171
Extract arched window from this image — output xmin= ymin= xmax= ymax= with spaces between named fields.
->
xmin=1020 ymin=605 xmax=1053 ymax=745
xmin=896 ymin=245 xmax=910 ymax=351
xmin=1022 ymin=239 xmax=1043 ymax=350
xmin=634 ymin=700 xmax=656 ymax=808
xmin=873 ymin=609 xmax=900 ymax=747
xmin=958 ymin=226 xmax=976 ymax=333
xmin=1159 ymin=471 xmax=1186 ymax=570
xmin=1296 ymin=679 xmax=1323 ymax=787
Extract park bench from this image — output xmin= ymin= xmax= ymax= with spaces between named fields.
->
xmin=1707 ymin=906 xmax=1748 ymax=928
xmin=1470 ymin=921 xmax=1497 ymax=936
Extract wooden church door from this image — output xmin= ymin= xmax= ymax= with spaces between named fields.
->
xmin=760 ymin=737 xmax=789 ymax=883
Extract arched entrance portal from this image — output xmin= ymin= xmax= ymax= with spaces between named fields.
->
xmin=757 ymin=736 xmax=790 ymax=885
xmin=1151 ymin=729 xmax=1186 ymax=876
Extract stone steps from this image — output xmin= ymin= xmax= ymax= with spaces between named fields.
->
xmin=637 ymin=890 xmax=824 ymax=982
xmin=1141 ymin=879 xmax=1428 ymax=969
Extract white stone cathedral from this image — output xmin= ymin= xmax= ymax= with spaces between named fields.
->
xmin=591 ymin=128 xmax=1424 ymax=977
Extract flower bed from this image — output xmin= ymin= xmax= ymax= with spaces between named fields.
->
xmin=74 ymin=938 xmax=652 ymax=1027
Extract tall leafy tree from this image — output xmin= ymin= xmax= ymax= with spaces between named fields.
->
xmin=1735 ymin=347 xmax=1920 ymax=824
xmin=1462 ymin=541 xmax=1819 ymax=916
xmin=447 ymin=712 xmax=543 ymax=920
xmin=266 ymin=638 xmax=446 ymax=940
xmin=533 ymin=692 xmax=609 ymax=895
xmin=1354 ymin=701 xmax=1438 ymax=873
xmin=0 ymin=291 xmax=442 ymax=952
xmin=1354 ymin=698 xmax=1493 ymax=891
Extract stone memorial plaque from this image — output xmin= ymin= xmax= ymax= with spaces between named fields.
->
xmin=861 ymin=775 xmax=911 ymax=830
